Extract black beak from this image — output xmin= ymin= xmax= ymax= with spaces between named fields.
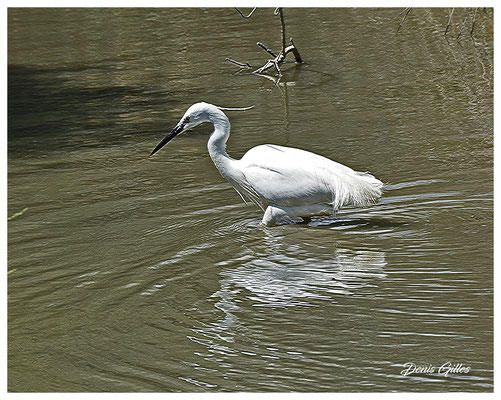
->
xmin=150 ymin=124 xmax=184 ymax=156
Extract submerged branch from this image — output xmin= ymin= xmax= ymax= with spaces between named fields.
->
xmin=288 ymin=38 xmax=303 ymax=63
xmin=252 ymin=41 xmax=303 ymax=75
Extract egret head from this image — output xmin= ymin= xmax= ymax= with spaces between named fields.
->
xmin=150 ymin=102 xmax=217 ymax=157
xmin=182 ymin=102 xmax=217 ymax=129
xmin=150 ymin=102 xmax=253 ymax=157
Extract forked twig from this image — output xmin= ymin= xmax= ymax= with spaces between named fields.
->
xmin=227 ymin=7 xmax=303 ymax=77
xmin=234 ymin=7 xmax=257 ymax=19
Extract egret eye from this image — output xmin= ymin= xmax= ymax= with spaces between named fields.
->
xmin=184 ymin=116 xmax=190 ymax=124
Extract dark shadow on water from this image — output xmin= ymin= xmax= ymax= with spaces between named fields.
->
xmin=8 ymin=64 xmax=173 ymax=158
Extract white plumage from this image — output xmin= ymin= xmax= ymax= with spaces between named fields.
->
xmin=150 ymin=102 xmax=383 ymax=226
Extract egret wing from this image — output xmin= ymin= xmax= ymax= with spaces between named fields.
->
xmin=235 ymin=144 xmax=383 ymax=210
xmin=236 ymin=145 xmax=344 ymax=207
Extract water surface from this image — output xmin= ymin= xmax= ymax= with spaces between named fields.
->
xmin=8 ymin=8 xmax=493 ymax=392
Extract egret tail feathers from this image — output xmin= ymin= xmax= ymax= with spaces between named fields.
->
xmin=330 ymin=171 xmax=383 ymax=211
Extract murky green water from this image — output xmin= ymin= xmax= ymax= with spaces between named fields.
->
xmin=8 ymin=8 xmax=493 ymax=392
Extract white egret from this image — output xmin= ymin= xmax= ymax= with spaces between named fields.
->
xmin=150 ymin=102 xmax=383 ymax=226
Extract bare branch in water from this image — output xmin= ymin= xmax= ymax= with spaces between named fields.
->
xmin=272 ymin=59 xmax=282 ymax=77
xmin=471 ymin=7 xmax=478 ymax=36
xmin=226 ymin=58 xmax=252 ymax=69
xmin=278 ymin=8 xmax=286 ymax=53
xmin=234 ymin=7 xmax=257 ymax=19
xmin=253 ymin=42 xmax=304 ymax=75
xmin=257 ymin=42 xmax=278 ymax=58
xmin=396 ymin=7 xmax=482 ymax=40
xmin=396 ymin=7 xmax=412 ymax=33
xmin=289 ymin=38 xmax=303 ymax=63
xmin=227 ymin=7 xmax=303 ymax=78
xmin=444 ymin=8 xmax=455 ymax=36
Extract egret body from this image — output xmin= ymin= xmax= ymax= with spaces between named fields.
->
xmin=150 ymin=102 xmax=383 ymax=226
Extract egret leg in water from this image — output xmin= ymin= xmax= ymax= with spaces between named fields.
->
xmin=150 ymin=102 xmax=383 ymax=226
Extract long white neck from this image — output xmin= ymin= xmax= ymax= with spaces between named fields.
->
xmin=207 ymin=110 xmax=234 ymax=174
